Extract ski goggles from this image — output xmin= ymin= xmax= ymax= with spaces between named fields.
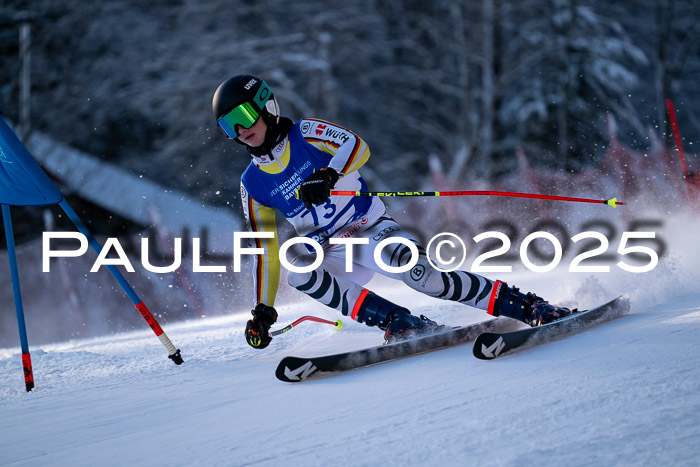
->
xmin=217 ymin=81 xmax=272 ymax=139
xmin=217 ymin=102 xmax=260 ymax=139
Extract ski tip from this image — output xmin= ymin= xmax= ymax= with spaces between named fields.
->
xmin=276 ymin=357 xmax=321 ymax=383
xmin=616 ymin=295 xmax=632 ymax=314
xmin=472 ymin=333 xmax=505 ymax=360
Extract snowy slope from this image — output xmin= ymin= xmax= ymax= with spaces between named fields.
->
xmin=1 ymin=212 xmax=699 ymax=466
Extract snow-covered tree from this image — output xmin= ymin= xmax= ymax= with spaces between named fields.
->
xmin=496 ymin=0 xmax=648 ymax=172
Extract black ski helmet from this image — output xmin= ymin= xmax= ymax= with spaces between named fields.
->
xmin=212 ymin=75 xmax=280 ymax=139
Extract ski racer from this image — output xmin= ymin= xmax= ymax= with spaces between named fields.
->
xmin=212 ymin=75 xmax=573 ymax=349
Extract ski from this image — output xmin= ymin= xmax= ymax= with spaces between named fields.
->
xmin=472 ymin=295 xmax=630 ymax=360
xmin=275 ymin=318 xmax=519 ymax=383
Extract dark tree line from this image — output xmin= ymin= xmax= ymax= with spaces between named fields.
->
xmin=0 ymin=0 xmax=698 ymax=208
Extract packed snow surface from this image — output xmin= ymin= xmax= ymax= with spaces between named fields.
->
xmin=1 ymin=212 xmax=699 ymax=466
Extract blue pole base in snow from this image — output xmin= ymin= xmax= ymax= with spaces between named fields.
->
xmin=2 ymin=204 xmax=35 ymax=391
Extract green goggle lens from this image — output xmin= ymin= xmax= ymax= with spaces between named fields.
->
xmin=217 ymin=102 xmax=260 ymax=139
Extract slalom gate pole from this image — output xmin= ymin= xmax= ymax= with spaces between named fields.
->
xmin=271 ymin=316 xmax=343 ymax=336
xmin=58 ymin=199 xmax=183 ymax=365
xmin=329 ymin=190 xmax=623 ymax=207
xmin=2 ymin=204 xmax=34 ymax=391
xmin=666 ymin=98 xmax=690 ymax=177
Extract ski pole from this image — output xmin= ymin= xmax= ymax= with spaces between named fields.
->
xmin=328 ymin=190 xmax=623 ymax=207
xmin=271 ymin=316 xmax=343 ymax=336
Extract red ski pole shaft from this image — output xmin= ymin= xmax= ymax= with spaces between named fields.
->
xmin=329 ymin=190 xmax=623 ymax=207
xmin=271 ymin=316 xmax=343 ymax=336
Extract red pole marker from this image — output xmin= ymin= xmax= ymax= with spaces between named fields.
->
xmin=666 ymin=98 xmax=689 ymax=177
xmin=22 ymin=352 xmax=34 ymax=392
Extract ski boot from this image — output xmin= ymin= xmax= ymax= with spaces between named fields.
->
xmin=488 ymin=281 xmax=576 ymax=327
xmin=354 ymin=291 xmax=442 ymax=344
xmin=384 ymin=314 xmax=442 ymax=344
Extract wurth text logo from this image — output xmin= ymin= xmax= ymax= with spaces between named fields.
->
xmin=324 ymin=128 xmax=350 ymax=144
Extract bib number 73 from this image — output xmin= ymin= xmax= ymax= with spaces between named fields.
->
xmin=301 ymin=199 xmax=337 ymax=226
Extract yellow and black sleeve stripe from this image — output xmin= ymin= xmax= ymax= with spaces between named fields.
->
xmin=245 ymin=195 xmax=280 ymax=306
xmin=302 ymin=119 xmax=371 ymax=175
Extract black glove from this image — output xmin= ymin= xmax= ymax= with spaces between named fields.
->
xmin=244 ymin=303 xmax=278 ymax=349
xmin=299 ymin=167 xmax=339 ymax=210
